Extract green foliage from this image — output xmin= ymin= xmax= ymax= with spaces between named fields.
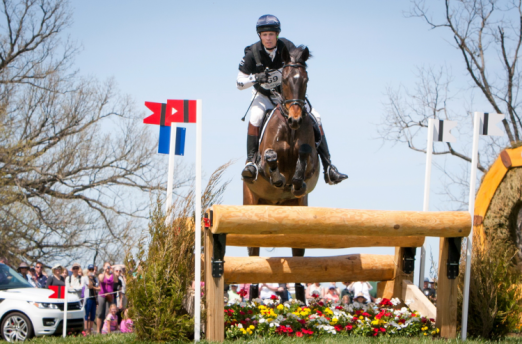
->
xmin=458 ymin=231 xmax=522 ymax=339
xmin=126 ymin=198 xmax=195 ymax=342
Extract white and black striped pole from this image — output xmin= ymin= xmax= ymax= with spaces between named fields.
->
xmin=419 ymin=118 xmax=457 ymax=289
xmin=461 ymin=112 xmax=504 ymax=340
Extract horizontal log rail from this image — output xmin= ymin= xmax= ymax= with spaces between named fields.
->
xmin=223 ymin=254 xmax=395 ymax=284
xmin=227 ymin=234 xmax=425 ymax=248
xmin=211 ymin=205 xmax=471 ymax=238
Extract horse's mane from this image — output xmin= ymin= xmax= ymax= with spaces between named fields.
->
xmin=289 ymin=45 xmax=312 ymax=66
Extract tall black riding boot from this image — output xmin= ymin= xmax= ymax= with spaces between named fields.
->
xmin=249 ymin=284 xmax=259 ymax=301
xmin=242 ymin=128 xmax=259 ymax=183
xmin=317 ymin=136 xmax=348 ymax=185
xmin=295 ymin=283 xmax=306 ymax=304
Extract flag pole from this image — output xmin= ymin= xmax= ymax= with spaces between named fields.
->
xmin=194 ymin=99 xmax=202 ymax=341
xmin=63 ymin=280 xmax=68 ymax=338
xmin=166 ymin=124 xmax=178 ymax=224
xmin=461 ymin=112 xmax=480 ymax=340
xmin=419 ymin=118 xmax=435 ymax=289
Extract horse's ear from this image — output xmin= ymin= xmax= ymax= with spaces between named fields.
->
xmin=301 ymin=47 xmax=310 ymax=62
xmin=282 ymin=46 xmax=291 ymax=64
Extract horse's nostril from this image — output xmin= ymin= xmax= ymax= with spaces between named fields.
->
xmin=297 ymin=117 xmax=303 ymax=125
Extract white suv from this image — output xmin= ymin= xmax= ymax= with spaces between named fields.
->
xmin=0 ymin=263 xmax=84 ymax=341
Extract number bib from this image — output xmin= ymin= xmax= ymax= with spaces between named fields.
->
xmin=260 ymin=69 xmax=282 ymax=90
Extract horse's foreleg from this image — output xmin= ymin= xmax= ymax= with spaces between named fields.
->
xmin=265 ymin=149 xmax=286 ymax=188
xmin=292 ymin=144 xmax=312 ymax=197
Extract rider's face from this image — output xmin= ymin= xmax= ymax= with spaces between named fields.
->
xmin=260 ymin=31 xmax=277 ymax=50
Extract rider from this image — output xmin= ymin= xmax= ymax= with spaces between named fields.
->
xmin=237 ymin=14 xmax=348 ymax=185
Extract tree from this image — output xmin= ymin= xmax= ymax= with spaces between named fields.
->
xmin=0 ymin=0 xmax=188 ymax=266
xmin=380 ymin=0 xmax=522 ymax=208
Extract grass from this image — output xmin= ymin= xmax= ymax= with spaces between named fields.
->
xmin=21 ymin=333 xmax=522 ymax=344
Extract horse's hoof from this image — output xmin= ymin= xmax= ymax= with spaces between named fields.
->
xmin=242 ymin=164 xmax=257 ymax=184
xmin=292 ymin=182 xmax=307 ymax=197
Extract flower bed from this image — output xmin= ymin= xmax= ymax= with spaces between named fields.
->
xmin=224 ymin=295 xmax=439 ymax=339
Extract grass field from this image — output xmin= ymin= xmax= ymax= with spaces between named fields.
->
xmin=21 ymin=333 xmax=522 ymax=343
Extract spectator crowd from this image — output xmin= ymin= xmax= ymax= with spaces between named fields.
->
xmin=0 ymin=257 xmax=134 ymax=336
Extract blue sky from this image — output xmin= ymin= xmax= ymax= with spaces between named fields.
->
xmin=70 ymin=1 xmax=481 ymax=284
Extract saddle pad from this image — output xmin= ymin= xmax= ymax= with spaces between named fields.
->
xmin=258 ymin=107 xmax=278 ymax=147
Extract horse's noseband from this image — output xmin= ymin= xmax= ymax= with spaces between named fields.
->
xmin=280 ymin=63 xmax=307 ymax=118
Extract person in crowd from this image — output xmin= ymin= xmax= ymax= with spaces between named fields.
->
xmin=93 ymin=265 xmax=98 ymax=275
xmin=66 ymin=263 xmax=83 ymax=299
xmin=0 ymin=257 xmax=11 ymax=268
xmin=17 ymin=262 xmax=36 ymax=287
xmin=348 ymin=281 xmax=374 ymax=303
xmin=238 ymin=283 xmax=250 ymax=301
xmin=46 ymin=264 xmax=65 ymax=287
xmin=422 ymin=278 xmax=436 ymax=303
xmin=34 ymin=262 xmax=48 ymax=288
xmin=101 ymin=304 xmax=120 ymax=334
xmin=330 ymin=282 xmax=341 ymax=296
xmin=306 ymin=282 xmax=323 ymax=299
xmin=340 ymin=282 xmax=352 ymax=303
xmin=228 ymin=284 xmax=241 ymax=304
xmin=120 ymin=309 xmax=133 ymax=333
xmin=276 ymin=283 xmax=289 ymax=302
xmin=191 ymin=280 xmax=205 ymax=297
xmin=259 ymin=283 xmax=279 ymax=299
xmin=82 ymin=264 xmax=100 ymax=335
xmin=324 ymin=286 xmax=339 ymax=303
xmin=341 ymin=294 xmax=350 ymax=305
xmin=353 ymin=292 xmax=368 ymax=304
xmin=97 ymin=262 xmax=115 ymax=334
xmin=113 ymin=267 xmax=125 ymax=323
xmin=61 ymin=266 xmax=69 ymax=279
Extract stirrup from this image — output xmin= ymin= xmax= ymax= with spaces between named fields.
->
xmin=242 ymin=162 xmax=258 ymax=182
xmin=325 ymin=165 xmax=335 ymax=185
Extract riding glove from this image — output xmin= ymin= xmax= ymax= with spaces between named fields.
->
xmin=255 ymin=72 xmax=268 ymax=84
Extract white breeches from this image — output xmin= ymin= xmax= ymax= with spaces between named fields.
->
xmin=249 ymin=91 xmax=322 ymax=127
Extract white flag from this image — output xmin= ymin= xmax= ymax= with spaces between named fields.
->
xmin=477 ymin=112 xmax=505 ymax=136
xmin=433 ymin=119 xmax=458 ymax=142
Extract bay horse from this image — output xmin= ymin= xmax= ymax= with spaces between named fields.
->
xmin=243 ymin=45 xmax=320 ymax=302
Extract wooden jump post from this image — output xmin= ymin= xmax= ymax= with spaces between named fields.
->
xmin=204 ymin=205 xmax=471 ymax=341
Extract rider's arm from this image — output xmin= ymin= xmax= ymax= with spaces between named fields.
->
xmin=236 ymin=71 xmax=256 ymax=90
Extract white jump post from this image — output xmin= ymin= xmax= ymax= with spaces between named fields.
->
xmin=165 ymin=124 xmax=177 ymax=224
xmin=461 ymin=111 xmax=504 ymax=340
xmin=62 ymin=282 xmax=68 ymax=338
xmin=194 ymin=99 xmax=202 ymax=341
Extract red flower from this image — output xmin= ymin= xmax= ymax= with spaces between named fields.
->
xmin=379 ymin=298 xmax=393 ymax=307
xmin=302 ymin=329 xmax=314 ymax=335
xmin=316 ymin=310 xmax=323 ymax=316
xmin=345 ymin=325 xmax=353 ymax=330
xmin=270 ymin=294 xmax=278 ymax=300
xmin=287 ymin=327 xmax=293 ymax=333
xmin=298 ymin=319 xmax=306 ymax=325
xmin=355 ymin=310 xmax=362 ymax=315
xmin=429 ymin=318 xmax=435 ymax=322
xmin=380 ymin=327 xmax=386 ymax=332
xmin=240 ymin=320 xmax=247 ymax=325
xmin=421 ymin=317 xmax=427 ymax=323
xmin=311 ymin=293 xmax=319 ymax=298
xmin=398 ymin=319 xmax=405 ymax=324
xmin=248 ymin=310 xmax=253 ymax=315
xmin=296 ymin=331 xmax=303 ymax=337
xmin=228 ymin=309 xmax=234 ymax=314
xmin=335 ymin=306 xmax=344 ymax=310
xmin=238 ymin=289 xmax=247 ymax=297
xmin=352 ymin=316 xmax=359 ymax=321
xmin=334 ymin=325 xmax=342 ymax=332
xmin=362 ymin=312 xmax=370 ymax=317
xmin=384 ymin=312 xmax=391 ymax=317
xmin=318 ymin=301 xmax=324 ymax=306
xmin=239 ymin=311 xmax=245 ymax=315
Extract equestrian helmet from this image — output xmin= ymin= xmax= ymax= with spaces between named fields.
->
xmin=256 ymin=14 xmax=281 ymax=33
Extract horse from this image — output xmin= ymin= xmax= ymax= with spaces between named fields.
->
xmin=243 ymin=45 xmax=320 ymax=302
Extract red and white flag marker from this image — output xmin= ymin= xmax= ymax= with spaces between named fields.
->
xmin=144 ymin=99 xmax=203 ymax=341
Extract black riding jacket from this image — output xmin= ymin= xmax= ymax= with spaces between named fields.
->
xmin=239 ymin=38 xmax=296 ymax=97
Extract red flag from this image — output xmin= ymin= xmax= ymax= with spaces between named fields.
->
xmin=49 ymin=285 xmax=65 ymax=299
xmin=144 ymin=99 xmax=197 ymax=126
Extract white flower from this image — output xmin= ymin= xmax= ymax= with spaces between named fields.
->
xmin=404 ymin=299 xmax=414 ymax=306
xmin=269 ymin=321 xmax=280 ymax=328
xmin=411 ymin=317 xmax=420 ymax=322
xmin=283 ymin=302 xmax=290 ymax=308
xmin=391 ymin=297 xmax=401 ymax=306
xmin=259 ymin=318 xmax=266 ymax=324
xmin=276 ymin=315 xmax=284 ymax=321
xmin=263 ymin=299 xmax=274 ymax=306
xmin=374 ymin=298 xmax=382 ymax=304
xmin=237 ymin=323 xmax=243 ymax=329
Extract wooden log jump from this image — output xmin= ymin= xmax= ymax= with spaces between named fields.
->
xmin=211 ymin=205 xmax=471 ymax=237
xmin=227 ymin=234 xmax=424 ymax=248
xmin=224 ymin=254 xmax=395 ymax=284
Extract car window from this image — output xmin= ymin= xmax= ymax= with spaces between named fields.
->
xmin=0 ymin=263 xmax=33 ymax=290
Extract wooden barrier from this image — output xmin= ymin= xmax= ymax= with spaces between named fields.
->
xmin=211 ymin=205 xmax=471 ymax=237
xmin=227 ymin=234 xmax=424 ymax=248
xmin=205 ymin=205 xmax=470 ymax=341
xmin=223 ymin=254 xmax=395 ymax=284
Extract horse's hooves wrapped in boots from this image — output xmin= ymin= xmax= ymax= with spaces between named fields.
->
xmin=292 ymin=181 xmax=307 ymax=197
xmin=249 ymin=284 xmax=259 ymax=301
xmin=295 ymin=283 xmax=306 ymax=303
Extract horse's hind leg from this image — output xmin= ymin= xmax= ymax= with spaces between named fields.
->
xmin=265 ymin=149 xmax=286 ymax=188
xmin=292 ymin=144 xmax=312 ymax=197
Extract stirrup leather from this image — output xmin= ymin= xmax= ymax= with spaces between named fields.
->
xmin=242 ymin=162 xmax=259 ymax=182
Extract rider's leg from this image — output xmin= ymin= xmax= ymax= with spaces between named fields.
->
xmin=242 ymin=93 xmax=274 ymax=182
xmin=311 ymin=109 xmax=349 ymax=185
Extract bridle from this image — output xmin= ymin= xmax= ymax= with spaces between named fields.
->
xmin=279 ymin=63 xmax=307 ymax=118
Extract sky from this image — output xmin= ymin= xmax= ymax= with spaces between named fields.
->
xmin=70 ymin=1 xmax=484 ymax=286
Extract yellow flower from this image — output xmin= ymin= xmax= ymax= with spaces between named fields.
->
xmin=267 ymin=318 xmax=273 ymax=323
xmin=371 ymin=320 xmax=379 ymax=326
xmin=359 ymin=316 xmax=364 ymax=320
xmin=277 ymin=304 xmax=284 ymax=310
xmin=240 ymin=328 xmax=246 ymax=334
xmin=421 ymin=326 xmax=428 ymax=331
xmin=436 ymin=328 xmax=440 ymax=333
xmin=325 ymin=308 xmax=333 ymax=315
xmin=249 ymin=325 xmax=255 ymax=330
xmin=431 ymin=331 xmax=436 ymax=335
xmin=424 ymin=332 xmax=427 ymax=336
xmin=247 ymin=330 xmax=253 ymax=335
